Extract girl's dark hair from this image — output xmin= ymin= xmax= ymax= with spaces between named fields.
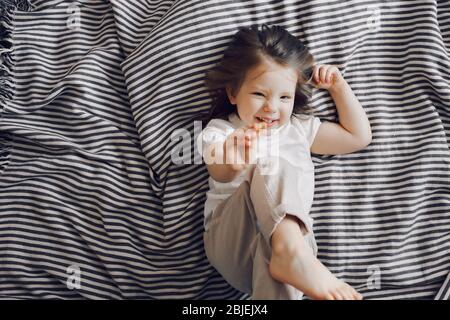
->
xmin=202 ymin=24 xmax=315 ymax=127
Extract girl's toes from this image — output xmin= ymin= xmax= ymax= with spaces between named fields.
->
xmin=331 ymin=289 xmax=344 ymax=300
xmin=342 ymin=289 xmax=354 ymax=300
xmin=350 ymin=287 xmax=362 ymax=300
xmin=338 ymin=286 xmax=352 ymax=300
xmin=325 ymin=292 xmax=335 ymax=300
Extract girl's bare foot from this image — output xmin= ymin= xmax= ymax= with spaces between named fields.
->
xmin=269 ymin=216 xmax=363 ymax=300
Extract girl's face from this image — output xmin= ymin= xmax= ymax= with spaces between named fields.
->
xmin=227 ymin=57 xmax=298 ymax=129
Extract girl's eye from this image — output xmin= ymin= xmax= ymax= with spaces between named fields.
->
xmin=281 ymin=96 xmax=292 ymax=101
xmin=252 ymin=92 xmax=265 ymax=97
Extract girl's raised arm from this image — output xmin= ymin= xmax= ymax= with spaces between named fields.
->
xmin=310 ymin=65 xmax=372 ymax=155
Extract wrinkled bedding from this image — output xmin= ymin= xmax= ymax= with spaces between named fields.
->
xmin=0 ymin=0 xmax=449 ymax=299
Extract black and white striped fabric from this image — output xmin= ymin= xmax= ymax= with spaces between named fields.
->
xmin=0 ymin=0 xmax=449 ymax=299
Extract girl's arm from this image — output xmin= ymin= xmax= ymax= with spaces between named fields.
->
xmin=310 ymin=65 xmax=372 ymax=155
xmin=205 ymin=142 xmax=244 ymax=183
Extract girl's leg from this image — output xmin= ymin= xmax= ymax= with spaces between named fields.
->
xmin=246 ymin=157 xmax=363 ymax=300
xmin=269 ymin=215 xmax=362 ymax=300
xmin=203 ymin=181 xmax=259 ymax=294
xmin=251 ymin=231 xmax=301 ymax=299
xmin=204 ymin=181 xmax=299 ymax=299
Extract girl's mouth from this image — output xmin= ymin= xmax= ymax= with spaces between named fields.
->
xmin=255 ymin=116 xmax=279 ymax=128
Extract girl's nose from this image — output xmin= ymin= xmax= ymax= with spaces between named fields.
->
xmin=263 ymin=101 xmax=277 ymax=113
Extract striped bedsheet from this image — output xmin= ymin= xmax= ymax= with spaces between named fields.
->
xmin=0 ymin=0 xmax=449 ymax=299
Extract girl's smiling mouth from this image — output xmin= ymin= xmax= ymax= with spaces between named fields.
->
xmin=255 ymin=116 xmax=279 ymax=127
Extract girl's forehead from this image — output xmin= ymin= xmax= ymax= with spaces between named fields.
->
xmin=245 ymin=59 xmax=298 ymax=86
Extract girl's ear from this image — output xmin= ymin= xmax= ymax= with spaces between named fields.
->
xmin=226 ymin=86 xmax=236 ymax=105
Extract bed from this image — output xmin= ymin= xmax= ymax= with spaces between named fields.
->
xmin=0 ymin=0 xmax=449 ymax=299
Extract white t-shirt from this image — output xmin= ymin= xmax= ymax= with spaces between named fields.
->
xmin=197 ymin=112 xmax=321 ymax=229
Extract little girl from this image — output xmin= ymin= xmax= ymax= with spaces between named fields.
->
xmin=197 ymin=24 xmax=371 ymax=300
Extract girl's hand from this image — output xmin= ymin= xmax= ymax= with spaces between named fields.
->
xmin=223 ymin=123 xmax=267 ymax=172
xmin=311 ymin=64 xmax=345 ymax=91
